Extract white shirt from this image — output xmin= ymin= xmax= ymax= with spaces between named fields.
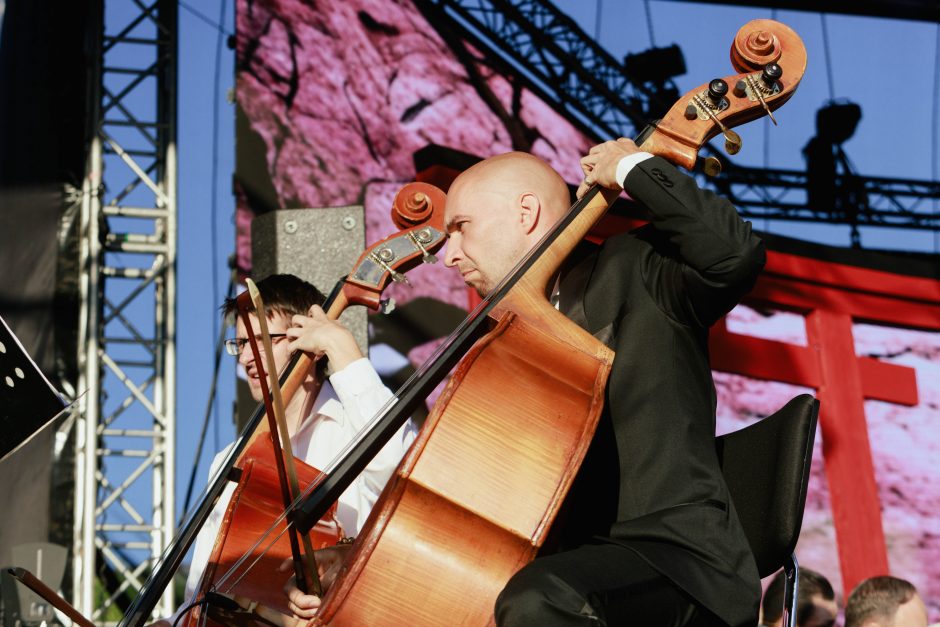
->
xmin=179 ymin=357 xmax=414 ymax=609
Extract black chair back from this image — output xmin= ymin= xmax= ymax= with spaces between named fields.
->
xmin=715 ymin=394 xmax=819 ymax=577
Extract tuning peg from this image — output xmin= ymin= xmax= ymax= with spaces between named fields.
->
xmin=724 ymin=129 xmax=742 ymax=155
xmin=703 ymin=156 xmax=722 ymax=177
xmin=743 ymin=70 xmax=779 ymax=126
xmin=379 ymin=298 xmax=396 ymax=314
xmin=692 ymin=91 xmax=744 ymax=155
xmin=707 ymin=79 xmax=729 ymax=107
xmin=369 ymin=249 xmax=412 ymax=286
xmin=761 ymin=63 xmax=783 ymax=90
xmin=409 ymin=228 xmax=438 ymax=264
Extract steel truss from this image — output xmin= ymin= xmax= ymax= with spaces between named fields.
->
xmin=75 ymin=0 xmax=177 ymax=620
xmin=415 ymin=0 xmax=940 ymax=234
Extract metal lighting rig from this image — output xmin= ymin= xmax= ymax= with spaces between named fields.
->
xmin=415 ymin=0 xmax=940 ymax=235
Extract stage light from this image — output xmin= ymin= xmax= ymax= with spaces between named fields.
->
xmin=804 ymin=100 xmax=868 ymax=243
xmin=622 ymin=44 xmax=686 ymax=120
xmin=815 ymin=100 xmax=861 ymax=145
xmin=623 ymin=44 xmax=686 ymax=85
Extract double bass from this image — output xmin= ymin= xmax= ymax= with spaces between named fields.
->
xmin=282 ymin=18 xmax=807 ymax=626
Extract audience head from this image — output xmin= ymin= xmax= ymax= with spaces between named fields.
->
xmin=762 ymin=567 xmax=837 ymax=627
xmin=844 ymin=576 xmax=928 ymax=627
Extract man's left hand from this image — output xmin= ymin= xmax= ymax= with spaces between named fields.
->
xmin=577 ymin=138 xmax=640 ymax=199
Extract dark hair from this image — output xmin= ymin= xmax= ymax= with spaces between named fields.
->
xmin=844 ymin=576 xmax=917 ymax=627
xmin=762 ymin=567 xmax=835 ymax=625
xmin=221 ymin=274 xmax=326 ymax=321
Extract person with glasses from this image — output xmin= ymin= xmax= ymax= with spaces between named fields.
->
xmin=153 ymin=273 xmax=415 ymax=626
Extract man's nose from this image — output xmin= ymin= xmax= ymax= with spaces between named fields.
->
xmin=238 ymin=344 xmax=254 ymax=367
xmin=443 ymin=239 xmax=460 ymax=267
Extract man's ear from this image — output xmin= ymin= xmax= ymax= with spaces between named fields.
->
xmin=518 ymin=192 xmax=541 ymax=234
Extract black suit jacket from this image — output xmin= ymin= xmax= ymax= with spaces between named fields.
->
xmin=554 ymin=156 xmax=764 ymax=626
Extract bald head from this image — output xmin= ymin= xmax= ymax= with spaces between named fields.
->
xmin=449 ymin=152 xmax=570 ymax=226
xmin=444 ymin=152 xmax=571 ymax=296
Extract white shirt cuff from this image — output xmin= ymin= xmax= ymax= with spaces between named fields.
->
xmin=615 ymin=152 xmax=655 ymax=188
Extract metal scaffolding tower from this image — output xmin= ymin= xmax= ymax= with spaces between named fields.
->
xmin=74 ymin=0 xmax=177 ymax=620
xmin=415 ymin=0 xmax=940 ymax=235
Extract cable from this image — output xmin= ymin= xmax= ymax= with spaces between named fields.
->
xmin=762 ymin=7 xmax=778 ymax=234
xmin=642 ymin=0 xmax=656 ymax=48
xmin=181 ymin=274 xmax=236 ymax=520
xmin=820 ymin=14 xmax=836 ymax=100
xmin=181 ymin=0 xmax=232 ymax=518
xmin=209 ymin=0 xmax=228 ymax=453
xmin=179 ymin=0 xmax=233 ymax=37
xmin=933 ymin=23 xmax=939 ymax=252
xmin=594 ymin=0 xmax=602 ymax=42
xmin=172 ymin=598 xmax=208 ymax=627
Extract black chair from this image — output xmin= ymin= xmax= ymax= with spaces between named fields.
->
xmin=715 ymin=394 xmax=819 ymax=627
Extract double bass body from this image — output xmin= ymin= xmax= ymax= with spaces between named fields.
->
xmin=314 ymin=304 xmax=614 ymax=625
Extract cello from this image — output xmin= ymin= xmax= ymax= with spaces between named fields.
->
xmin=116 ymin=181 xmax=448 ymax=626
xmin=283 ymin=18 xmax=807 ymax=625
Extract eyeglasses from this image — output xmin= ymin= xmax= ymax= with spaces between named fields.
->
xmin=224 ymin=334 xmax=288 ymax=356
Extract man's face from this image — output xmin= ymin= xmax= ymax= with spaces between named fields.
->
xmin=235 ymin=311 xmax=293 ymax=402
xmin=443 ymin=185 xmax=527 ymax=297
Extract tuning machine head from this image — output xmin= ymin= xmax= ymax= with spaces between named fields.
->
xmin=702 ymin=156 xmax=722 ymax=177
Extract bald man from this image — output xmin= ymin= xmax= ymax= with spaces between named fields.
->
xmin=444 ymin=139 xmax=765 ymax=627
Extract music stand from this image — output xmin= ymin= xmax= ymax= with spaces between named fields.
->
xmin=0 ymin=315 xmax=67 ymax=463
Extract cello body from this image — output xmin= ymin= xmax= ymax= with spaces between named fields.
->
xmin=182 ymin=438 xmax=342 ymax=625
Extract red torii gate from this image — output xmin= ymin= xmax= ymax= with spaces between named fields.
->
xmin=709 ymin=240 xmax=939 ymax=593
